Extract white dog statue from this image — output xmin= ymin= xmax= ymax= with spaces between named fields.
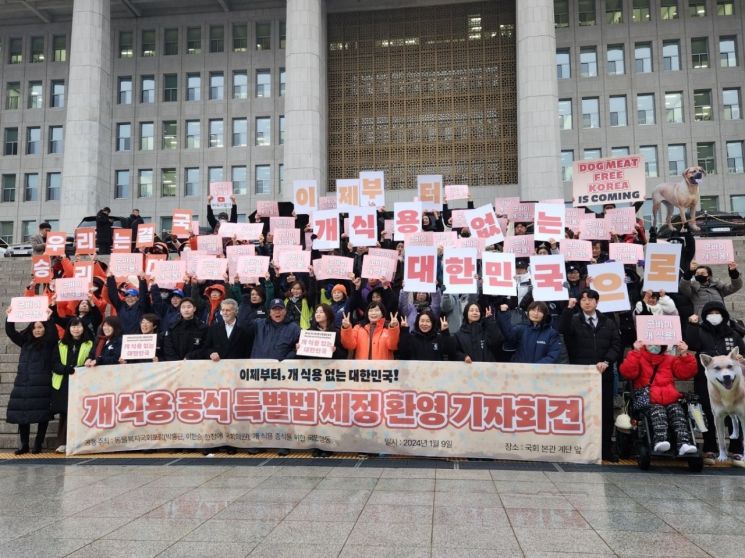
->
xmin=652 ymin=166 xmax=705 ymax=232
xmin=702 ymin=347 xmax=745 ymax=463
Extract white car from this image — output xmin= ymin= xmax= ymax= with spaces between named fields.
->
xmin=4 ymin=243 xmax=33 ymax=257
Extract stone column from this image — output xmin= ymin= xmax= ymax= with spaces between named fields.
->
xmin=284 ymin=0 xmax=327 ymax=199
xmin=60 ymin=0 xmax=112 ymax=231
xmin=516 ymin=0 xmax=562 ymax=201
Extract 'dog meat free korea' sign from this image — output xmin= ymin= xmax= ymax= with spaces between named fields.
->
xmin=68 ymin=359 xmax=601 ymax=464
xmin=573 ymin=155 xmax=645 ymax=207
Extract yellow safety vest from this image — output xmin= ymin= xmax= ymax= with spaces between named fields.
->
xmin=52 ymin=340 xmax=93 ymax=390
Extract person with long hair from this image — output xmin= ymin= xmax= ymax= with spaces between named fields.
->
xmin=51 ymin=295 xmax=101 ymax=340
xmin=85 ymin=316 xmax=123 ymax=366
xmin=51 ymin=318 xmax=93 ymax=453
xmin=398 ymin=309 xmax=453 ymax=361
xmin=340 ymin=302 xmax=400 ymax=360
xmin=302 ymin=303 xmax=347 ymax=360
xmin=283 ymin=280 xmax=314 ymax=330
xmin=121 ymin=313 xmax=163 ymax=363
xmin=453 ymin=303 xmax=503 ymax=363
xmin=497 ymin=301 xmax=562 ymax=364
xmin=4 ymin=306 xmax=56 ymax=454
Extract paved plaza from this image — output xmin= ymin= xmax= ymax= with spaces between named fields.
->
xmin=1 ymin=457 xmax=745 ymax=557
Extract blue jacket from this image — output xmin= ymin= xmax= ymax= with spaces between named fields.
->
xmin=248 ymin=316 xmax=300 ymax=360
xmin=106 ymin=275 xmax=150 ymax=334
xmin=496 ymin=311 xmax=562 ymax=364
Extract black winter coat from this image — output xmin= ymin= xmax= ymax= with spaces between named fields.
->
xmin=96 ymin=335 xmax=123 ymax=365
xmin=453 ymin=318 xmax=503 ymax=362
xmin=163 ymin=318 xmax=207 ymax=361
xmin=5 ymin=319 xmax=56 ymax=425
xmin=684 ymin=301 xmax=745 ymax=366
xmin=558 ymin=309 xmax=622 ymax=365
xmin=398 ymin=327 xmax=454 ymax=361
xmin=202 ymin=322 xmax=252 ymax=360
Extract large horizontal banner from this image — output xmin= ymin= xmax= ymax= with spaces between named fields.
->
xmin=68 ymin=360 xmax=601 ymax=463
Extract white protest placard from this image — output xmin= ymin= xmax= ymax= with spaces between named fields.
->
xmin=530 ymin=255 xmax=569 ymax=301
xmin=297 ymin=330 xmax=336 ymax=358
xmin=533 ymin=203 xmax=565 ymax=242
xmin=482 ymin=252 xmax=516 ymax=297
xmin=336 ymin=179 xmax=360 ymax=210
xmin=443 ymin=248 xmax=478 ymax=294
xmin=694 ymin=239 xmax=735 ymax=265
xmin=609 ymin=243 xmax=644 ymax=265
xmin=209 ymin=182 xmax=233 ymax=212
xmin=314 ymin=255 xmax=353 ymax=281
xmin=636 ymin=315 xmax=682 ymax=345
xmin=503 ymin=234 xmax=534 ymax=257
xmin=312 ymin=209 xmax=340 ymax=250
xmin=8 ymin=296 xmax=49 ymax=323
xmin=605 ymin=207 xmax=636 ymax=235
xmin=403 ymin=246 xmax=437 ymax=293
xmin=278 ymin=250 xmax=311 ymax=274
xmin=560 ymin=239 xmax=593 ymax=262
xmin=643 ymin=242 xmax=682 ymax=293
xmin=464 ymin=203 xmax=504 ymax=245
xmin=120 ymin=334 xmax=158 ymax=361
xmin=573 ymin=155 xmax=646 ymax=207
xmin=235 ymin=255 xmax=270 ymax=283
xmin=417 ymin=175 xmax=443 ymax=211
xmin=394 ymin=202 xmax=423 ymax=241
xmin=54 ymin=278 xmax=91 ymax=302
xmin=152 ymin=260 xmax=186 ymax=289
xmin=347 ymin=207 xmax=378 ymax=247
xmin=108 ymin=253 xmax=143 ymax=277
xmin=587 ymin=262 xmax=630 ymax=312
xmin=73 ymin=261 xmax=94 ymax=284
xmin=359 ymin=171 xmax=385 ymax=208
xmin=293 ymin=180 xmax=318 ymax=215
xmin=195 ymin=257 xmax=228 ymax=281
xmin=196 ymin=235 xmax=223 ymax=255
xmin=445 ymin=184 xmax=469 ymax=202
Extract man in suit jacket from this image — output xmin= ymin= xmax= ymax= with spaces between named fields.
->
xmin=203 ymin=298 xmax=251 ymax=361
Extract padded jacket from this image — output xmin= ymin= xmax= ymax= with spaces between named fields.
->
xmin=620 ymin=349 xmax=698 ymax=406
xmin=341 ymin=321 xmax=400 ymax=360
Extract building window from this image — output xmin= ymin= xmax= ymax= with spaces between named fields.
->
xmin=119 ymin=31 xmax=133 ymax=58
xmin=141 ymin=76 xmax=155 ymax=104
xmin=635 ymin=42 xmax=652 ymax=72
xmin=255 ymin=117 xmax=271 ymax=146
xmin=210 ymin=25 xmax=224 ymax=53
xmin=233 ymin=24 xmax=248 ymax=52
xmin=607 ymin=45 xmax=624 ymax=75
xmin=0 ymin=222 xmax=13 ymax=244
xmin=700 ymin=196 xmax=719 ymax=212
xmin=609 ymin=95 xmax=627 ymax=126
xmin=723 ymin=88 xmax=741 ymax=120
xmin=694 ymin=90 xmax=713 ymax=121
xmin=584 ymin=148 xmax=602 ymax=160
xmin=2 ymin=175 xmax=15 ymax=202
xmin=665 ymin=92 xmax=684 ymax=123
xmin=115 ymin=170 xmax=130 ymax=199
xmin=697 ymin=142 xmax=717 ymax=174
xmin=232 ymin=118 xmax=248 ymax=147
xmin=256 ymin=69 xmax=271 ymax=97
xmin=558 ymin=99 xmax=572 ymax=129
xmin=116 ymin=123 xmax=131 ymax=151
xmin=578 ymin=0 xmax=596 ymax=25
xmin=52 ymin=35 xmax=66 ymax=62
xmin=164 ymin=28 xmax=178 ymax=55
xmin=255 ymin=165 xmax=271 ymax=194
xmin=233 ymin=71 xmax=248 ymax=99
xmin=8 ymin=38 xmax=22 ymax=64
xmin=46 ymin=173 xmax=61 ymax=201
xmin=161 ymin=168 xmax=177 ymax=197
xmin=581 ymin=97 xmax=600 ymax=128
xmin=256 ymin=22 xmax=271 ymax=50
xmin=160 ymin=217 xmax=172 ymax=234
xmin=209 ymin=72 xmax=224 ymax=100
xmin=668 ymin=144 xmax=687 ymax=176
xmin=142 ymin=29 xmax=155 ymax=56
xmin=639 ymin=145 xmax=658 ymax=176
xmin=560 ymin=150 xmax=574 ymax=182
xmin=21 ymin=221 xmax=36 ymax=241
xmin=24 ymin=173 xmax=38 ymax=202
xmin=279 ymin=115 xmax=285 ymax=144
xmin=661 ymin=0 xmax=679 ymax=19
xmin=186 ymin=120 xmax=200 ymax=149
xmin=606 ymin=0 xmax=623 ymax=23
xmin=720 ymin=36 xmax=737 ymax=67
xmin=5 ymin=82 xmax=20 ymax=110
xmin=209 ymin=119 xmax=223 ymax=148
xmin=727 ymin=141 xmax=744 ymax=173
xmin=232 ymin=166 xmax=247 ymax=195
xmin=280 ymin=20 xmax=286 ymax=49
xmin=28 ymin=81 xmax=43 ymax=109
xmin=50 ymin=80 xmax=65 ymax=108
xmin=718 ymin=0 xmax=735 ymax=15
xmin=278 ymin=163 xmax=284 ymax=192
xmin=140 ymin=122 xmax=154 ymax=150
xmin=26 ymin=127 xmax=41 ymax=155
xmin=637 ymin=93 xmax=655 ymax=124
xmin=554 ymin=0 xmax=569 ymax=27
xmin=556 ymin=49 xmax=571 ymax=79
xmin=138 ymin=170 xmax=153 ymax=198
xmin=579 ymin=47 xmax=597 ymax=77
xmin=48 ymin=126 xmax=64 ymax=154
xmin=184 ymin=168 xmax=200 ymax=197
xmin=208 ymin=167 xmax=224 ymax=185
xmin=162 ymin=121 xmax=177 ymax=150
xmin=118 ymin=76 xmax=132 ymax=104
xmin=689 ymin=0 xmax=707 ymax=16
xmin=611 ymin=146 xmax=630 ymax=156
xmin=280 ymin=68 xmax=286 ymax=96
xmin=691 ymin=37 xmax=709 ymax=68
xmin=163 ymin=74 xmax=177 ymax=102
xmin=186 ymin=73 xmax=200 ymax=101
xmin=30 ymin=36 xmax=45 ymax=63
xmin=4 ymin=128 xmax=18 ymax=155
xmin=632 ymin=0 xmax=650 ymax=22
xmin=186 ymin=27 xmax=201 ymax=54
xmin=663 ymin=40 xmax=680 ymax=70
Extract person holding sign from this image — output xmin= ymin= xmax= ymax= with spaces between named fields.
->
xmin=680 ymin=261 xmax=742 ymax=318
xmin=297 ymin=304 xmax=346 ymax=360
xmin=398 ymin=311 xmax=453 ymax=361
xmin=634 ymin=290 xmax=678 ymax=317
xmin=106 ymin=271 xmax=150 ymax=334
xmin=340 ymin=304 xmax=400 ymax=360
xmin=207 ymin=194 xmax=237 ymax=232
xmin=51 ymin=293 xmax=102 ymax=341
xmin=4 ymin=306 xmax=55 ymax=454
xmin=497 ymin=302 xmax=562 ymax=364
xmin=51 ymin=318 xmax=93 ymax=453
xmin=453 ymin=303 xmax=503 ymax=363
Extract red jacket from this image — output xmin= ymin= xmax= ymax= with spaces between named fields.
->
xmin=620 ymin=349 xmax=697 ymax=405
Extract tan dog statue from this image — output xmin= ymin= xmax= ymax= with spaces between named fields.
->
xmin=652 ymin=166 xmax=705 ymax=232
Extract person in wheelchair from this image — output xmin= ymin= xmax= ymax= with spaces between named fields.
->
xmin=620 ymin=340 xmax=698 ymax=456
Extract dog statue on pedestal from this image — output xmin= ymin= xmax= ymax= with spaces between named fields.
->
xmin=652 ymin=166 xmax=706 ymax=232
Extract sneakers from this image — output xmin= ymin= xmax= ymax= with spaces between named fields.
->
xmin=678 ymin=443 xmax=698 ymax=456
xmin=55 ymin=445 xmax=66 ymax=454
xmin=654 ymin=441 xmax=671 ymax=452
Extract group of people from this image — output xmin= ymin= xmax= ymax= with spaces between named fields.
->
xmin=6 ymin=198 xmax=744 ymax=464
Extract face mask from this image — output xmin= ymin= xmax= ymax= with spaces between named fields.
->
xmin=694 ymin=275 xmax=709 ymax=284
xmin=706 ymin=314 xmax=724 ymax=326
xmin=646 ymin=345 xmax=662 ymax=354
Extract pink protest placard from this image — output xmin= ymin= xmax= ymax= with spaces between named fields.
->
xmin=565 ymin=208 xmax=587 ymax=232
xmin=272 ymin=244 xmax=303 ymax=268
xmin=8 ymin=296 xmax=49 ymax=323
xmin=144 ymin=254 xmax=167 ymax=280
xmin=226 ymin=244 xmax=256 ymax=277
xmin=579 ymin=218 xmax=610 ymax=240
xmin=218 ymin=222 xmax=264 ymax=241
xmin=560 ymin=239 xmax=593 ymax=262
xmin=278 ymin=250 xmax=311 ymax=274
xmin=405 ymin=231 xmax=435 ymax=247
xmin=297 ymin=330 xmax=336 ymax=358
xmin=120 ymin=334 xmax=157 ymax=361
xmin=209 ymin=182 xmax=233 ymax=211
xmin=510 ymin=202 xmax=536 ymax=223
xmin=235 ymin=256 xmax=270 ymax=283
xmin=694 ymin=239 xmax=735 ymax=265
xmin=362 ymin=254 xmax=397 ymax=282
xmin=502 ymin=234 xmax=535 ymax=257
xmin=636 ymin=315 xmax=682 ymax=345
xmin=494 ymin=197 xmax=519 ymax=216
xmin=152 ymin=260 xmax=186 ymax=289
xmin=609 ymin=243 xmax=644 ymax=265
xmin=442 ymin=248 xmax=478 ymax=295
xmin=108 ymin=253 xmax=144 ymax=277
xmin=573 ymin=155 xmax=645 ymax=207
xmin=605 ymin=207 xmax=636 ymax=235
xmin=368 ymin=248 xmax=398 ymax=261
xmin=314 ymin=255 xmax=353 ymax=281
xmin=195 ymin=257 xmax=228 ymax=281
xmin=457 ymin=236 xmax=486 ymax=251
xmin=359 ymin=170 xmax=385 ymax=208
xmin=432 ymin=231 xmax=458 ymax=249
xmin=445 ymin=184 xmax=469 ymax=202
xmin=196 ymin=235 xmax=223 ymax=255
xmin=450 ymin=210 xmax=467 ymax=228
xmin=273 ymin=228 xmax=300 ymax=246
xmin=54 ymin=278 xmax=91 ymax=302
xmin=319 ymin=195 xmax=337 ymax=210
xmin=270 ymin=216 xmax=295 ymax=233
xmin=256 ymin=200 xmax=279 ymax=217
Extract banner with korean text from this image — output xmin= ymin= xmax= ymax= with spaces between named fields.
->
xmin=67 ymin=359 xmax=601 ymax=463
